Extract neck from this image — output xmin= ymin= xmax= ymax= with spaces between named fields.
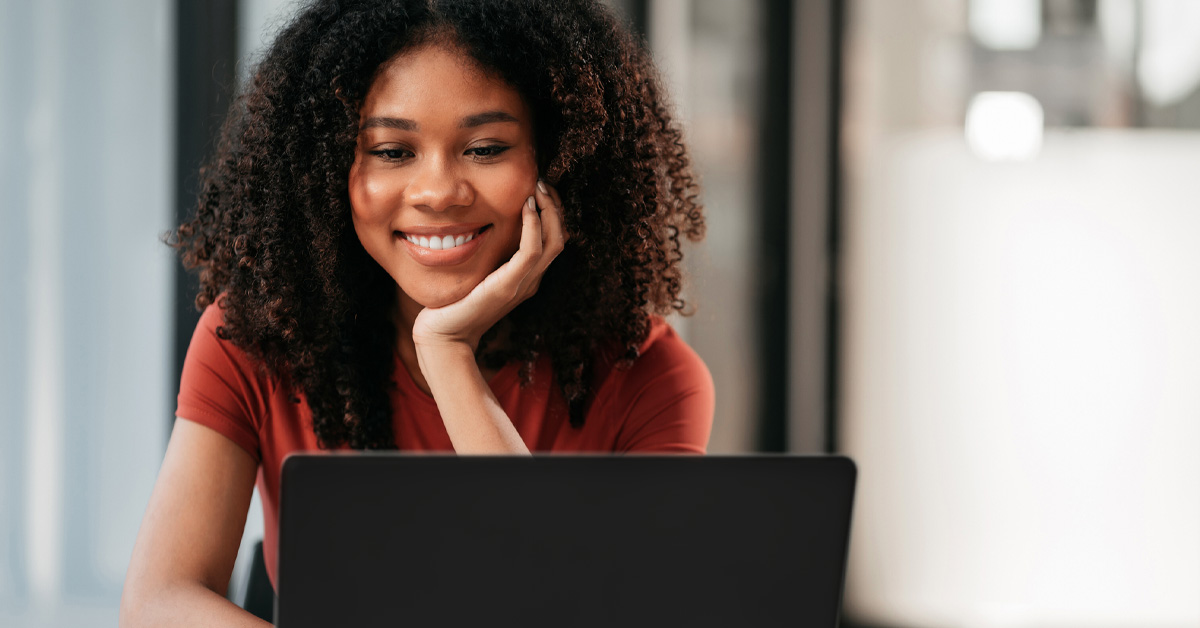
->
xmin=392 ymin=289 xmax=423 ymax=340
xmin=392 ymin=290 xmax=429 ymax=394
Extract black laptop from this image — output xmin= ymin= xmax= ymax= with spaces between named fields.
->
xmin=276 ymin=454 xmax=856 ymax=627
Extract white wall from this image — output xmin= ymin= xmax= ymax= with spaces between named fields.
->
xmin=842 ymin=129 xmax=1200 ymax=628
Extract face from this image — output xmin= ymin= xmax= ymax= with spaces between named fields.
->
xmin=348 ymin=43 xmax=538 ymax=312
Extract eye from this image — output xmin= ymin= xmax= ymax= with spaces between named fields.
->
xmin=466 ymin=144 xmax=511 ymax=160
xmin=368 ymin=148 xmax=412 ymax=161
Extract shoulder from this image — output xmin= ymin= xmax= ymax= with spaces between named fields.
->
xmin=186 ymin=303 xmax=255 ymax=373
xmin=195 ymin=300 xmax=227 ymax=336
xmin=187 ymin=302 xmax=272 ymax=377
xmin=592 ymin=316 xmax=714 ymax=453
xmin=177 ymin=303 xmax=275 ymax=445
xmin=627 ymin=316 xmax=710 ymax=385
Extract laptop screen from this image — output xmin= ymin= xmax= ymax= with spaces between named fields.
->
xmin=276 ymin=455 xmax=855 ymax=628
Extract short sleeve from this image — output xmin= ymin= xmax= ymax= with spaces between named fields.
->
xmin=175 ymin=304 xmax=265 ymax=463
xmin=608 ymin=319 xmax=715 ymax=454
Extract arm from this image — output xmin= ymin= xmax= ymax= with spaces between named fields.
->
xmin=120 ymin=418 xmax=270 ymax=628
xmin=413 ymin=181 xmax=566 ymax=454
xmin=417 ymin=341 xmax=531 ymax=454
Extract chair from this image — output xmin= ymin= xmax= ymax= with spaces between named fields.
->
xmin=241 ymin=540 xmax=276 ymax=623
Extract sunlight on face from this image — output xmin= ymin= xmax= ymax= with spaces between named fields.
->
xmin=348 ymin=43 xmax=538 ymax=311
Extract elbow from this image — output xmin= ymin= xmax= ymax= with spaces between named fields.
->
xmin=119 ymin=576 xmax=160 ymax=628
xmin=118 ymin=587 xmax=144 ymax=628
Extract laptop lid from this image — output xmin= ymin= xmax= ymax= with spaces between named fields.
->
xmin=276 ymin=455 xmax=856 ymax=628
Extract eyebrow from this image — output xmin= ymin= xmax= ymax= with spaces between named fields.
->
xmin=459 ymin=111 xmax=519 ymax=128
xmin=358 ymin=110 xmax=520 ymax=132
xmin=360 ymin=117 xmax=418 ymax=131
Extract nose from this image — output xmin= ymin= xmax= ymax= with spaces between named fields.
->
xmin=403 ymin=155 xmax=473 ymax=212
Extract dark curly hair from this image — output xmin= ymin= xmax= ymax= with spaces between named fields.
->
xmin=171 ymin=0 xmax=704 ymax=450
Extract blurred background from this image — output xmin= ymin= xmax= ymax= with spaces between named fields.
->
xmin=1 ymin=0 xmax=1198 ymax=625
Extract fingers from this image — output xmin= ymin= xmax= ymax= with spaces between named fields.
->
xmin=534 ymin=179 xmax=567 ymax=262
xmin=517 ymin=194 xmax=544 ymax=265
xmin=477 ymin=183 xmax=565 ymax=305
xmin=538 ymin=177 xmax=564 ymax=210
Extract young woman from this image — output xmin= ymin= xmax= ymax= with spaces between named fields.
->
xmin=121 ymin=0 xmax=711 ymax=625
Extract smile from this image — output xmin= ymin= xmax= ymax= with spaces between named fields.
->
xmin=404 ymin=232 xmax=475 ymax=250
xmin=397 ymin=225 xmax=491 ymax=251
xmin=395 ymin=225 xmax=492 ymax=267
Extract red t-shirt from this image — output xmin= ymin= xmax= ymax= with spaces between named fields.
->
xmin=175 ymin=303 xmax=714 ymax=589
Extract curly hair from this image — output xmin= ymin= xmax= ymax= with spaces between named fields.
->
xmin=171 ymin=0 xmax=704 ymax=450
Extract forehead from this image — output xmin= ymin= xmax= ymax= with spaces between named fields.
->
xmin=360 ymin=44 xmax=528 ymax=121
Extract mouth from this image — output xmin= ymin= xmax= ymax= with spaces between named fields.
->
xmin=396 ymin=225 xmax=492 ymax=251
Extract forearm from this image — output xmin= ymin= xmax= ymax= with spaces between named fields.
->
xmin=119 ymin=580 xmax=271 ymax=628
xmin=415 ymin=342 xmax=530 ymax=454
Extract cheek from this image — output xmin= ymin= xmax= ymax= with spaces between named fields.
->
xmin=476 ymin=158 xmax=537 ymax=229
xmin=349 ymin=163 xmax=396 ymax=224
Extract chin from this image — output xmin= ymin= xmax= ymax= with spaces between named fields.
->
xmin=400 ymin=281 xmax=478 ymax=310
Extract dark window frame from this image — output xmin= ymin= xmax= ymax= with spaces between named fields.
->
xmin=172 ymin=0 xmax=239 ymax=434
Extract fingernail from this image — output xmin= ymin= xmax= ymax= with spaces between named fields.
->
xmin=537 ymin=179 xmax=548 ymax=195
xmin=526 ymin=196 xmax=535 ymax=211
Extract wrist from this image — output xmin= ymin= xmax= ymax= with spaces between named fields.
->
xmin=412 ymin=329 xmax=478 ymax=353
xmin=413 ymin=336 xmax=478 ymax=376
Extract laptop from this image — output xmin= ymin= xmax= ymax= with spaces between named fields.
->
xmin=276 ymin=454 xmax=856 ymax=627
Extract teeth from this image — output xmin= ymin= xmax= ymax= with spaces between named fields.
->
xmin=405 ymin=232 xmax=476 ymax=250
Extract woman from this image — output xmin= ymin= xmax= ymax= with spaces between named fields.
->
xmin=121 ymin=0 xmax=711 ymax=625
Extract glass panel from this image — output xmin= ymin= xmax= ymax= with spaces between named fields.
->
xmin=0 ymin=1 xmax=174 ymax=626
xmin=649 ymin=0 xmax=765 ymax=453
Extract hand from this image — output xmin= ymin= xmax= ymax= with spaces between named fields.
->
xmin=411 ymin=179 xmax=567 ymax=352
